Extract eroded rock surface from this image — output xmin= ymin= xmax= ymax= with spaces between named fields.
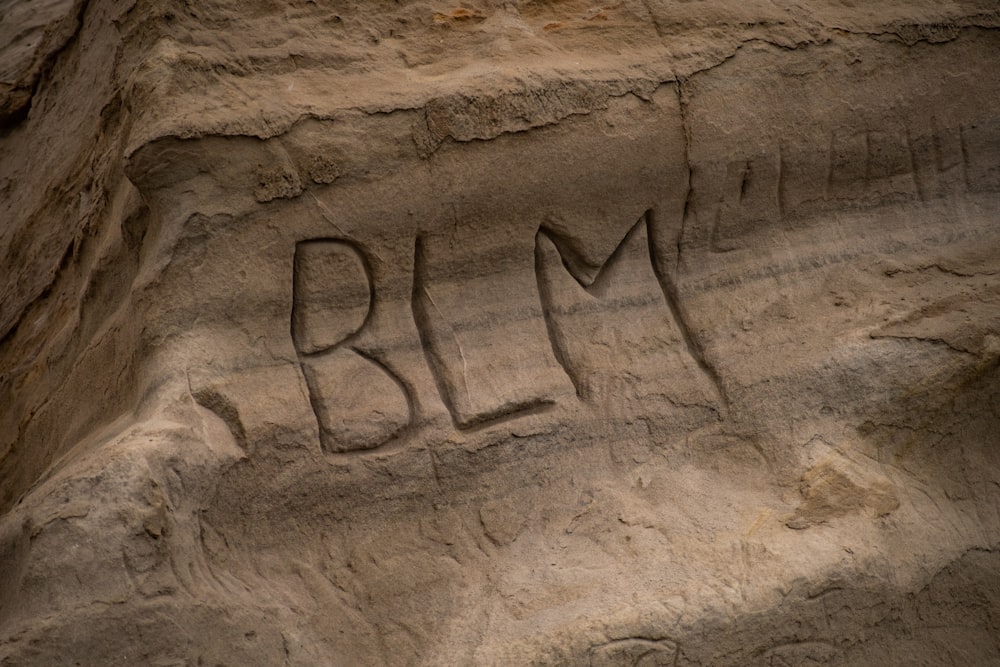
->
xmin=2 ymin=1 xmax=1000 ymax=664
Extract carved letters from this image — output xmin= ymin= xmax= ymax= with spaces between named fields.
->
xmin=293 ymin=208 xmax=724 ymax=453
xmin=707 ymin=122 xmax=988 ymax=253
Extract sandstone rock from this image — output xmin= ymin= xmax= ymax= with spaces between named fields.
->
xmin=1 ymin=0 xmax=1000 ymax=664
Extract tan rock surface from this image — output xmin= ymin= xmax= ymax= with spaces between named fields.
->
xmin=2 ymin=1 xmax=1000 ymax=664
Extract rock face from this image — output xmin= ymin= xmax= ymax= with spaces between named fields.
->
xmin=2 ymin=1 xmax=1000 ymax=664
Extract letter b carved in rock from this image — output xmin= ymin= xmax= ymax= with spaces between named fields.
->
xmin=291 ymin=239 xmax=411 ymax=453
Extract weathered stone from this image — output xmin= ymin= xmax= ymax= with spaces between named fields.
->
xmin=2 ymin=0 xmax=1000 ymax=664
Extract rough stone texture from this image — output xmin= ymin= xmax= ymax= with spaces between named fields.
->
xmin=1 ymin=1 xmax=1000 ymax=665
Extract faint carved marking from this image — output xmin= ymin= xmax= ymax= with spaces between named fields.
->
xmin=868 ymin=130 xmax=908 ymax=179
xmin=862 ymin=130 xmax=872 ymax=182
xmin=776 ymin=142 xmax=786 ymax=220
xmin=828 ymin=129 xmax=867 ymax=198
xmin=710 ymin=160 xmax=748 ymax=253
xmin=960 ymin=121 xmax=1000 ymax=192
xmin=931 ymin=116 xmax=948 ymax=174
xmin=710 ymin=154 xmax=782 ymax=253
xmin=762 ymin=640 xmax=836 ymax=666
xmin=707 ymin=116 xmax=989 ymax=250
xmin=912 ymin=115 xmax=969 ymax=201
xmin=590 ymin=638 xmax=678 ymax=667
xmin=905 ymin=127 xmax=925 ymax=202
xmin=959 ymin=124 xmax=972 ymax=191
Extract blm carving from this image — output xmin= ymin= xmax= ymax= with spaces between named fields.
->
xmin=277 ymin=88 xmax=719 ymax=445
xmin=290 ymin=211 xmax=726 ymax=450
